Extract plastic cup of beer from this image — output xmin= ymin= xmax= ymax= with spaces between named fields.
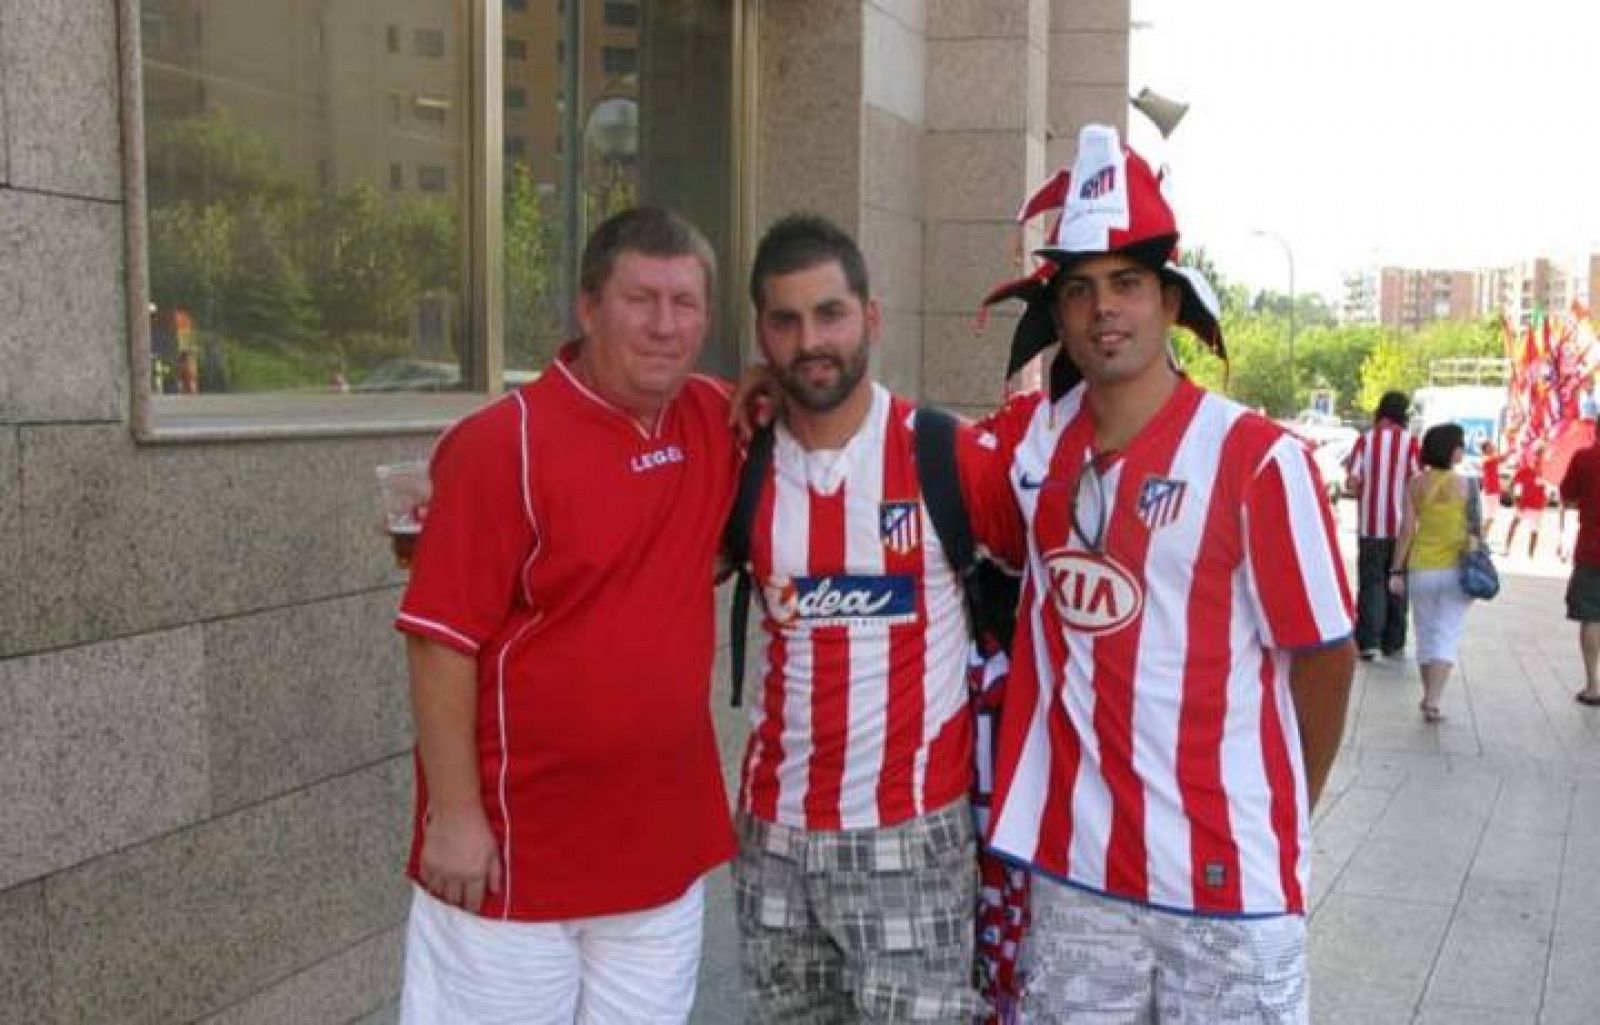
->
xmin=376 ymin=460 xmax=430 ymax=569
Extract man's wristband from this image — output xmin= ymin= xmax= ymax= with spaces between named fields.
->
xmin=1388 ymin=568 xmax=1405 ymax=576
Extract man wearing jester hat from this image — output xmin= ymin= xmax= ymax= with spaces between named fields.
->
xmin=981 ymin=125 xmax=1355 ymax=1023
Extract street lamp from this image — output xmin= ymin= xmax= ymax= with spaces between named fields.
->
xmin=1252 ymin=228 xmax=1297 ymax=409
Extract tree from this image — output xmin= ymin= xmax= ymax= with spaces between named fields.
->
xmin=1357 ymin=338 xmax=1426 ymax=413
xmin=504 ymin=162 xmax=566 ymax=369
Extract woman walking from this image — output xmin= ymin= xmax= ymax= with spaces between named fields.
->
xmin=1389 ymin=423 xmax=1479 ymax=722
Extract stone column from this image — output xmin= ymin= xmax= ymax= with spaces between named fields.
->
xmin=1048 ymin=0 xmax=1131 ymax=170
xmin=920 ymin=0 xmax=1050 ymax=418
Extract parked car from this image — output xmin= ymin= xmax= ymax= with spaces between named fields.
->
xmin=1312 ymin=434 xmax=1357 ymax=502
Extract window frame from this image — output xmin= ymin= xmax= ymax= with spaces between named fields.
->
xmin=121 ymin=0 xmax=501 ymax=441
xmin=119 ymin=0 xmax=750 ymax=443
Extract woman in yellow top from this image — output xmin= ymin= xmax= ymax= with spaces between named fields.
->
xmin=1388 ymin=423 xmax=1479 ymax=722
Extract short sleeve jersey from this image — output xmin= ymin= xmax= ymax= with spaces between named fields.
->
xmin=1514 ymin=465 xmax=1547 ymax=511
xmin=1346 ymin=422 xmax=1419 ymax=538
xmin=988 ymin=378 xmax=1353 ymax=916
xmin=397 ymin=350 xmax=739 ymax=922
xmin=738 ymin=385 xmax=1024 ymax=830
xmin=1562 ymin=444 xmax=1600 ymax=567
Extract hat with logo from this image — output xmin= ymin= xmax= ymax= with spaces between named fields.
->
xmin=982 ymin=124 xmax=1225 ymax=396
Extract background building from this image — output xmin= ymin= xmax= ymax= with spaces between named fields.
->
xmin=0 ymin=0 xmax=1132 ymax=1020
xmin=1338 ymin=265 xmax=1479 ymax=330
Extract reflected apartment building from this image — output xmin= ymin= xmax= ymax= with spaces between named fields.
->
xmin=0 ymin=1 xmax=1132 ymax=1019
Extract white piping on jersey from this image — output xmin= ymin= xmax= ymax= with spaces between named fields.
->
xmin=395 ymin=613 xmax=481 ymax=653
xmin=512 ymin=390 xmax=544 ymax=607
xmin=689 ymin=372 xmax=732 ymax=397
xmin=553 ymin=355 xmax=666 ymax=439
xmin=493 ymin=615 xmax=541 ymax=918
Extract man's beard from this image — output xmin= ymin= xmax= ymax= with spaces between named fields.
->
xmin=775 ymin=343 xmax=870 ymax=413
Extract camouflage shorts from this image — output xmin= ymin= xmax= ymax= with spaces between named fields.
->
xmin=733 ymin=801 xmax=984 ymax=1025
xmin=1019 ymin=879 xmax=1307 ymax=1025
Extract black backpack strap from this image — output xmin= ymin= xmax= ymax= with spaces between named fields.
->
xmin=723 ymin=425 xmax=775 ymax=707
xmin=914 ymin=407 xmax=975 ymax=577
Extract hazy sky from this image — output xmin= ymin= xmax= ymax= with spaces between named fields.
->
xmin=1127 ymin=0 xmax=1600 ymax=301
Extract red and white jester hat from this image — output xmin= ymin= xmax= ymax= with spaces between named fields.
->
xmin=982 ymin=123 xmax=1225 ymax=397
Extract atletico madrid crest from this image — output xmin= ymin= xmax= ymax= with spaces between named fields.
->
xmin=879 ymin=501 xmax=921 ymax=555
xmin=1136 ymin=476 xmax=1187 ymax=530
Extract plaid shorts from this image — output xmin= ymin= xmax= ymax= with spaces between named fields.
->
xmin=733 ymin=801 xmax=983 ymax=1024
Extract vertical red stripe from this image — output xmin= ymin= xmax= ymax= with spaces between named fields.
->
xmin=878 ymin=411 xmax=925 ymax=822
xmin=804 ymin=486 xmax=849 ymax=829
xmin=1359 ymin=424 xmax=1415 ymax=537
xmin=1249 ymin=455 xmax=1323 ymax=639
xmin=1258 ymin=655 xmax=1305 ymax=913
xmin=1090 ymin=387 xmax=1204 ymax=900
xmin=745 ymin=475 xmax=786 ymax=822
xmin=1035 ymin=586 xmax=1080 ymax=872
xmin=1178 ymin=417 xmax=1247 ymax=914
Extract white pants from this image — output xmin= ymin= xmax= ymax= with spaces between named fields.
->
xmin=1408 ymin=567 xmax=1472 ymax=665
xmin=400 ymin=880 xmax=705 ymax=1025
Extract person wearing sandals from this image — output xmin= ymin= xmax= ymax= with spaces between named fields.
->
xmin=1388 ymin=423 xmax=1478 ymax=722
xmin=1559 ymin=426 xmax=1600 ymax=707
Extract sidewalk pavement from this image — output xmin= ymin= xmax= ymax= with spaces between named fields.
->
xmin=693 ymin=499 xmax=1600 ymax=1024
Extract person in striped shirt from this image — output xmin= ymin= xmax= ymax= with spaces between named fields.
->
xmin=1344 ymin=392 xmax=1421 ymax=660
xmin=982 ymin=125 xmax=1356 ymax=1024
xmin=731 ymin=214 xmax=1028 ymax=1023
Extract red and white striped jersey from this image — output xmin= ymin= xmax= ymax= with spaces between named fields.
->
xmin=1346 ymin=422 xmax=1419 ymax=538
xmin=738 ymin=385 xmax=1023 ymax=830
xmin=988 ymin=378 xmax=1353 ymax=916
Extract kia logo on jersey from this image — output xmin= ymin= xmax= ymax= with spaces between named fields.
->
xmin=761 ymin=574 xmax=918 ymax=629
xmin=1041 ymin=548 xmax=1142 ymax=635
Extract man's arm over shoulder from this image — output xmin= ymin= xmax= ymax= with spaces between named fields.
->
xmin=958 ymin=393 xmax=1043 ymax=570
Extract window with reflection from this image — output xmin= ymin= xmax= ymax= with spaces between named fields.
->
xmin=141 ymin=0 xmax=470 ymax=396
xmin=136 ymin=0 xmax=736 ymax=410
xmin=502 ymin=0 xmax=736 ymax=376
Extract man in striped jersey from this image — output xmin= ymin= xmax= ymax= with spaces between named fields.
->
xmin=983 ymin=125 xmax=1355 ymax=1023
xmin=1344 ymin=391 xmax=1420 ymax=660
xmin=732 ymin=214 xmax=1028 ymax=1022
xmin=394 ymin=208 xmax=740 ymax=1022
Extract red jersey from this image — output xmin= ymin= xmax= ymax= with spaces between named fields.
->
xmin=396 ymin=350 xmax=739 ymax=921
xmin=1346 ymin=422 xmax=1419 ymax=538
xmin=738 ymin=386 xmax=1025 ymax=830
xmin=1513 ymin=465 xmax=1548 ymax=511
xmin=1562 ymin=445 xmax=1600 ymax=567
xmin=1480 ymin=455 xmax=1502 ymax=497
xmin=988 ymin=379 xmax=1353 ymax=916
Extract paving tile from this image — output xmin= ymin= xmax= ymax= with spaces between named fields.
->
xmin=1335 ymin=833 xmax=1475 ymax=905
xmin=1489 ymin=778 xmax=1576 ymax=835
xmin=1539 ymin=915 xmax=1600 ymax=1024
xmin=1426 ymin=917 xmax=1550 ymax=1013
xmin=1469 ymin=828 xmax=1565 ymax=884
xmin=1309 ymin=893 xmax=1452 ymax=1009
xmin=1415 ymin=1003 xmax=1536 ymax=1025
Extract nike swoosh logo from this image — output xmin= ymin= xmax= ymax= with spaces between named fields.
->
xmin=1019 ymin=472 xmax=1045 ymax=490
